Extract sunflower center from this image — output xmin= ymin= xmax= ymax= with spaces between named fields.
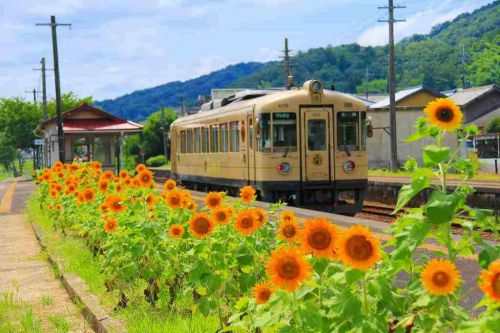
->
xmin=209 ymin=198 xmax=220 ymax=207
xmin=216 ymin=211 xmax=226 ymax=221
xmin=277 ymin=257 xmax=300 ymax=280
xmin=113 ymin=202 xmax=121 ymax=209
xmin=240 ymin=217 xmax=252 ymax=228
xmin=432 ymin=271 xmax=450 ymax=287
xmin=194 ymin=218 xmax=210 ymax=234
xmin=142 ymin=174 xmax=151 ymax=182
xmin=345 ymin=235 xmax=373 ymax=260
xmin=492 ymin=274 xmax=500 ymax=295
xmin=309 ymin=229 xmax=331 ymax=250
xmin=282 ymin=225 xmax=296 ymax=238
xmin=85 ymin=192 xmax=92 ymax=199
xmin=170 ymin=196 xmax=180 ymax=205
xmin=436 ymin=107 xmax=454 ymax=122
xmin=172 ymin=228 xmax=180 ymax=235
xmin=258 ymin=289 xmax=271 ymax=301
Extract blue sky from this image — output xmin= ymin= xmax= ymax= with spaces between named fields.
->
xmin=0 ymin=0 xmax=493 ymax=101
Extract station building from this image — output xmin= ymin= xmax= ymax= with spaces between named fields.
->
xmin=39 ymin=103 xmax=143 ymax=169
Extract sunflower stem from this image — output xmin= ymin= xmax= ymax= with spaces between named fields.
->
xmin=362 ymin=274 xmax=368 ymax=313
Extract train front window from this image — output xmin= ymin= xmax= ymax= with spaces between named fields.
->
xmin=308 ymin=119 xmax=326 ymax=151
xmin=337 ymin=112 xmax=359 ymax=151
xmin=258 ymin=113 xmax=271 ymax=152
xmin=273 ymin=113 xmax=297 ymax=152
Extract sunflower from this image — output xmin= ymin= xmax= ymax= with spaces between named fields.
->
xmin=280 ymin=210 xmax=296 ymax=223
xmin=478 ymin=259 xmax=500 ymax=301
xmin=166 ymin=189 xmax=183 ymax=209
xmin=234 ymin=210 xmax=259 ymax=236
xmin=98 ymin=179 xmax=109 ymax=193
xmin=82 ymin=189 xmax=95 ymax=202
xmin=252 ymin=207 xmax=267 ymax=225
xmin=105 ymin=195 xmax=127 ymax=213
xmin=266 ymin=246 xmax=312 ymax=291
xmin=102 ymin=170 xmax=114 ymax=180
xmin=424 ymin=98 xmax=463 ymax=131
xmin=164 ymin=179 xmax=176 ymax=191
xmin=47 ymin=204 xmax=53 ymax=210
xmin=205 ymin=192 xmax=223 ymax=210
xmin=104 ymin=218 xmax=118 ymax=233
xmin=212 ymin=207 xmax=232 ymax=224
xmin=338 ymin=225 xmax=381 ymax=270
xmin=253 ymin=282 xmax=273 ymax=304
xmin=50 ymin=189 xmax=59 ymax=198
xmin=123 ymin=176 xmax=132 ymax=186
xmin=146 ymin=194 xmax=156 ymax=208
xmin=137 ymin=170 xmax=153 ymax=187
xmin=119 ymin=170 xmax=128 ymax=178
xmin=189 ymin=213 xmax=215 ymax=238
xmin=55 ymin=204 xmax=62 ymax=210
xmin=300 ymin=218 xmax=339 ymax=260
xmin=169 ymin=224 xmax=185 ymax=239
xmin=99 ymin=203 xmax=109 ymax=213
xmin=240 ymin=185 xmax=256 ymax=204
xmin=278 ymin=219 xmax=300 ymax=242
xmin=136 ymin=163 xmax=146 ymax=172
xmin=421 ymin=258 xmax=461 ymax=295
xmin=184 ymin=200 xmax=198 ymax=212
xmin=91 ymin=161 xmax=102 ymax=170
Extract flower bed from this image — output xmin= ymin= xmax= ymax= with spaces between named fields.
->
xmin=35 ymin=99 xmax=499 ymax=332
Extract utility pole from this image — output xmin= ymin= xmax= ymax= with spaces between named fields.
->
xmin=379 ymin=0 xmax=405 ymax=171
xmin=160 ymin=104 xmax=168 ymax=162
xmin=33 ymin=58 xmax=53 ymax=121
xmin=364 ymin=67 xmax=373 ymax=99
xmin=37 ymin=16 xmax=71 ymax=163
xmin=283 ymin=37 xmax=291 ymax=89
xmin=25 ymin=89 xmax=40 ymax=105
xmin=460 ymin=44 xmax=468 ymax=89
xmin=179 ymin=97 xmax=185 ymax=117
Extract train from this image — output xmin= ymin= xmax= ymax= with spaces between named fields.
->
xmin=170 ymin=79 xmax=370 ymax=215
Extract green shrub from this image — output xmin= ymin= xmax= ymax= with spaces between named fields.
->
xmin=145 ymin=155 xmax=166 ymax=167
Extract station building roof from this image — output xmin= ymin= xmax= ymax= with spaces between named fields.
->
xmin=448 ymin=84 xmax=499 ymax=106
xmin=40 ymin=103 xmax=143 ymax=134
xmin=369 ymin=86 xmax=445 ymax=110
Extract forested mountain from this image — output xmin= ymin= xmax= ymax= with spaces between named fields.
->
xmin=96 ymin=1 xmax=499 ymax=121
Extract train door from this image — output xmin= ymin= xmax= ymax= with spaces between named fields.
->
xmin=300 ymin=107 xmax=332 ymax=182
xmin=246 ymin=113 xmax=256 ymax=184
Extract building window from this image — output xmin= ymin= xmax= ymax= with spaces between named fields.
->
xmin=202 ymin=127 xmax=209 ymax=153
xmin=194 ymin=128 xmax=201 ymax=153
xmin=337 ymin=112 xmax=359 ymax=151
xmin=273 ymin=112 xmax=297 ymax=152
xmin=211 ymin=125 xmax=219 ymax=153
xmin=187 ymin=129 xmax=193 ymax=153
xmin=73 ymin=136 xmax=90 ymax=162
xmin=230 ymin=121 xmax=239 ymax=152
xmin=220 ymin=123 xmax=229 ymax=152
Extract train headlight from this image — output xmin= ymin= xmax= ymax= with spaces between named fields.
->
xmin=311 ymin=80 xmax=322 ymax=92
xmin=277 ymin=162 xmax=291 ymax=175
xmin=343 ymin=160 xmax=355 ymax=173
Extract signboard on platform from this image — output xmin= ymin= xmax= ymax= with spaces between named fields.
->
xmin=34 ymin=139 xmax=44 ymax=145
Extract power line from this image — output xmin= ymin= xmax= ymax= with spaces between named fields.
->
xmin=378 ymin=0 xmax=406 ymax=171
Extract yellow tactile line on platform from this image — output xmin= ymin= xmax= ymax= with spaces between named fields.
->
xmin=0 ymin=181 xmax=18 ymax=214
xmin=185 ymin=191 xmax=478 ymax=262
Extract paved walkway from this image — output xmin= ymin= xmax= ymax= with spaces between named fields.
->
xmin=0 ymin=178 xmax=92 ymax=332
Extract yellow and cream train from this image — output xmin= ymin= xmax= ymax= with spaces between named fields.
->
xmin=170 ymin=80 xmax=369 ymax=214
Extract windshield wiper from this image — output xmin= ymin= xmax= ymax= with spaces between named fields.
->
xmin=342 ymin=144 xmax=351 ymax=156
xmin=283 ymin=145 xmax=290 ymax=158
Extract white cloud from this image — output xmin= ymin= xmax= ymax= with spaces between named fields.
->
xmin=357 ymin=0 xmax=492 ymax=46
xmin=252 ymin=48 xmax=281 ymax=62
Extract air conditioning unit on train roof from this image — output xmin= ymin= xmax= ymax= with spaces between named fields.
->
xmin=201 ymin=88 xmax=283 ymax=111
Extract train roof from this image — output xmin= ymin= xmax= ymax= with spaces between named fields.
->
xmin=171 ymin=81 xmax=366 ymax=126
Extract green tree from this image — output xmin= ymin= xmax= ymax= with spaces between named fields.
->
xmin=485 ymin=116 xmax=500 ymax=133
xmin=0 ymin=133 xmax=16 ymax=170
xmin=355 ymin=79 xmax=387 ymax=94
xmin=466 ymin=39 xmax=500 ymax=86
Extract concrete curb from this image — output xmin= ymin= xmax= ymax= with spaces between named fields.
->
xmin=31 ymin=222 xmax=127 ymax=333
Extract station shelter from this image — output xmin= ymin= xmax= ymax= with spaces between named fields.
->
xmin=39 ymin=103 xmax=143 ymax=169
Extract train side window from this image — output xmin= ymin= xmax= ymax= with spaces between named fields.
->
xmin=337 ymin=112 xmax=359 ymax=151
xmin=187 ymin=129 xmax=193 ymax=153
xmin=194 ymin=128 xmax=201 ymax=153
xmin=180 ymin=130 xmax=187 ymax=154
xmin=211 ymin=125 xmax=219 ymax=153
xmin=273 ymin=113 xmax=297 ymax=152
xmin=258 ymin=113 xmax=271 ymax=152
xmin=230 ymin=121 xmax=239 ymax=152
xmin=220 ymin=123 xmax=229 ymax=152
xmin=202 ymin=127 xmax=209 ymax=153
xmin=307 ymin=120 xmax=326 ymax=151
xmin=249 ymin=118 xmax=253 ymax=150
xmin=360 ymin=113 xmax=367 ymax=151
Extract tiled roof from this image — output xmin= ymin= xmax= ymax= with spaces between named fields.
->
xmin=62 ymin=119 xmax=142 ymax=133
xmin=448 ymin=84 xmax=497 ymax=106
xmin=370 ymin=86 xmax=444 ymax=109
